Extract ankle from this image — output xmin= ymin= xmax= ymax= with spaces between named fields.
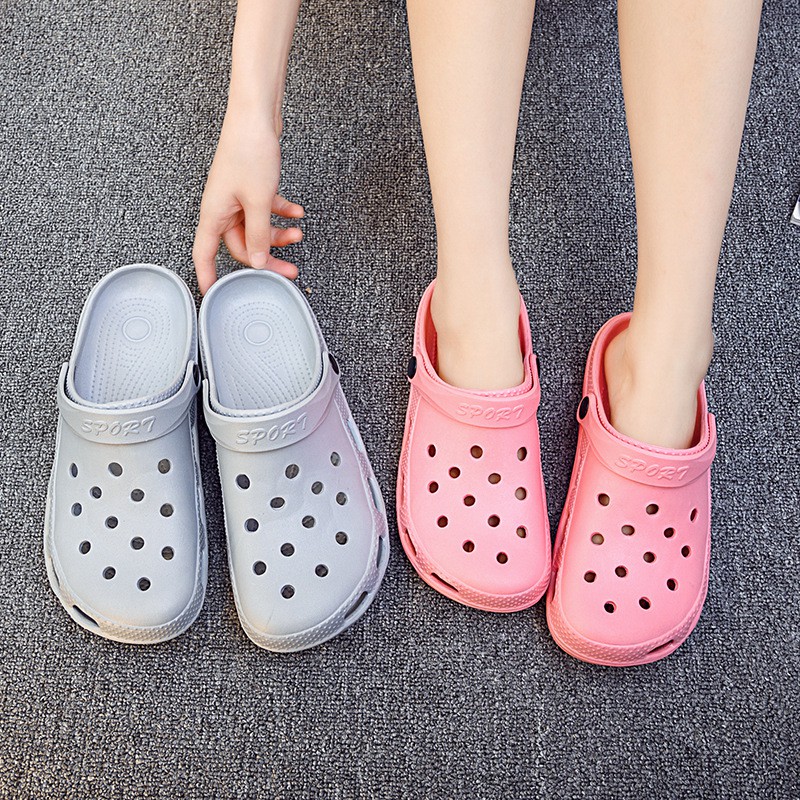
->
xmin=432 ymin=254 xmax=520 ymax=334
xmin=429 ymin=259 xmax=524 ymax=390
xmin=622 ymin=318 xmax=714 ymax=390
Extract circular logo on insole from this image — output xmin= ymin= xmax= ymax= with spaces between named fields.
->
xmin=244 ymin=320 xmax=273 ymax=346
xmin=122 ymin=316 xmax=152 ymax=342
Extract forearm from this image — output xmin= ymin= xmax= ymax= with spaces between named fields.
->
xmin=227 ymin=0 xmax=301 ymax=124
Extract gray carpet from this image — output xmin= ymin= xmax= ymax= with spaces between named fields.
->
xmin=1 ymin=0 xmax=799 ymax=797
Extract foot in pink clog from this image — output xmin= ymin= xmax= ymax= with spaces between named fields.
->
xmin=547 ymin=313 xmax=717 ymax=666
xmin=397 ymin=282 xmax=551 ymax=612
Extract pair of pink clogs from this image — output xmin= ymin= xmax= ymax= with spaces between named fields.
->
xmin=397 ymin=284 xmax=716 ymax=667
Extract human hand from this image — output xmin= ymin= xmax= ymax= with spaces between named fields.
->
xmin=192 ymin=110 xmax=304 ymax=294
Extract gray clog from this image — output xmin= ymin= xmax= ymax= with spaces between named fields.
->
xmin=199 ymin=269 xmax=389 ymax=652
xmin=44 ymin=264 xmax=207 ymax=643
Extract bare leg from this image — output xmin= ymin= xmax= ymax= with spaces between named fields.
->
xmin=407 ymin=0 xmax=535 ymax=390
xmin=607 ymin=0 xmax=762 ymax=447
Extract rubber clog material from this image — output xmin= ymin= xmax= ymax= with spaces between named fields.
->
xmin=397 ymin=282 xmax=551 ymax=612
xmin=199 ymin=269 xmax=389 ymax=652
xmin=547 ymin=313 xmax=717 ymax=666
xmin=44 ymin=264 xmax=207 ymax=644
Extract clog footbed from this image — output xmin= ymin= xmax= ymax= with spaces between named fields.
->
xmin=199 ymin=269 xmax=389 ymax=652
xmin=547 ymin=313 xmax=717 ymax=666
xmin=44 ymin=264 xmax=207 ymax=644
xmin=397 ymin=282 xmax=551 ymax=612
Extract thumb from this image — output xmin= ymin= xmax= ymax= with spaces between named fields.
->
xmin=243 ymin=203 xmax=272 ymax=269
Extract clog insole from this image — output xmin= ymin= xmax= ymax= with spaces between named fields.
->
xmin=202 ymin=276 xmax=319 ymax=411
xmin=71 ymin=268 xmax=191 ymax=405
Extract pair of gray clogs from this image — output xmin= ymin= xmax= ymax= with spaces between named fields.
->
xmin=44 ymin=264 xmax=389 ymax=651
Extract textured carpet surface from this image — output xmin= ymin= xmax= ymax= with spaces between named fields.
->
xmin=1 ymin=1 xmax=799 ymax=798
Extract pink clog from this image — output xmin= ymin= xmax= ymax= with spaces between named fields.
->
xmin=547 ymin=313 xmax=717 ymax=666
xmin=397 ymin=283 xmax=551 ymax=611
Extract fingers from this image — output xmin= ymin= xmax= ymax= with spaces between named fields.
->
xmin=258 ymin=253 xmax=299 ymax=280
xmin=192 ymin=212 xmax=222 ymax=295
xmin=272 ymin=194 xmax=305 ymax=219
xmin=242 ymin=203 xmax=274 ymax=270
xmin=242 ymin=200 xmax=303 ymax=271
xmin=197 ymin=199 xmax=303 ymax=292
xmin=271 ymin=226 xmax=303 ymax=248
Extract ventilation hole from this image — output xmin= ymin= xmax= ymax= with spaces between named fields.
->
xmin=664 ymin=527 xmax=675 ymax=539
xmin=496 ymin=552 xmax=508 ymax=564
xmin=598 ymin=493 xmax=610 ymax=506
xmin=335 ymin=531 xmax=348 ymax=545
xmin=69 ymin=463 xmax=78 ymax=478
xmin=621 ymin=525 xmax=635 ymax=536
xmin=315 ymin=564 xmax=329 ymax=578
xmin=584 ymin=571 xmax=596 ymax=583
xmin=138 ymin=577 xmax=151 ymax=592
xmin=302 ymin=515 xmax=316 ymax=529
xmin=335 ymin=492 xmax=347 ymax=506
xmin=375 ymin=536 xmax=385 ymax=568
xmin=79 ymin=541 xmax=91 ymax=555
xmin=345 ymin=590 xmax=370 ymax=617
xmin=515 ymin=487 xmax=527 ymax=501
xmin=236 ymin=474 xmax=250 ymax=490
xmin=285 ymin=464 xmax=299 ymax=479
xmin=160 ymin=504 xmax=174 ymax=518
xmin=488 ymin=473 xmax=501 ymax=484
xmin=449 ymin=467 xmax=461 ymax=479
xmin=244 ymin=518 xmax=259 ymax=533
xmin=158 ymin=459 xmax=171 ymax=474
xmin=428 ymin=482 xmax=439 ymax=493
xmin=470 ymin=445 xmax=483 ymax=458
xmin=131 ymin=489 xmax=144 ymax=502
xmin=517 ymin=447 xmax=527 ymax=461
xmin=105 ymin=516 xmax=118 ymax=529
xmin=591 ymin=533 xmax=604 ymax=545
xmin=72 ymin=605 xmax=97 ymax=626
xmin=667 ymin=578 xmax=678 ymax=591
xmin=639 ymin=597 xmax=651 ymax=610
xmin=643 ymin=551 xmax=656 ymax=563
xmin=516 ymin=526 xmax=527 ymax=538
xmin=253 ymin=561 xmax=267 ymax=576
xmin=463 ymin=541 xmax=475 ymax=552
xmin=681 ymin=545 xmax=691 ymax=558
xmin=71 ymin=503 xmax=82 ymax=517
xmin=108 ymin=462 xmax=123 ymax=477
xmin=368 ymin=477 xmax=382 ymax=511
xmin=281 ymin=584 xmax=295 ymax=599
xmin=487 ymin=515 xmax=500 ymax=527
xmin=429 ymin=573 xmax=458 ymax=593
xmin=403 ymin=529 xmax=417 ymax=557
xmin=130 ymin=537 xmax=144 ymax=550
xmin=103 ymin=566 xmax=116 ymax=580
xmin=604 ymin=602 xmax=616 ymax=614
xmin=330 ymin=451 xmax=341 ymax=466
xmin=615 ymin=566 xmax=628 ymax=578
xmin=427 ymin=445 xmax=436 ymax=457
xmin=90 ymin=486 xmax=102 ymax=499
xmin=463 ymin=495 xmax=475 ymax=506
xmin=437 ymin=516 xmax=448 ymax=528
xmin=690 ymin=508 xmax=698 ymax=522
xmin=646 ymin=503 xmax=659 ymax=515
xmin=311 ymin=481 xmax=324 ymax=495
xmin=647 ymin=640 xmax=674 ymax=655
xmin=270 ymin=497 xmax=285 ymax=509
xmin=278 ymin=543 xmax=295 ymax=558
xmin=161 ymin=546 xmax=174 ymax=561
